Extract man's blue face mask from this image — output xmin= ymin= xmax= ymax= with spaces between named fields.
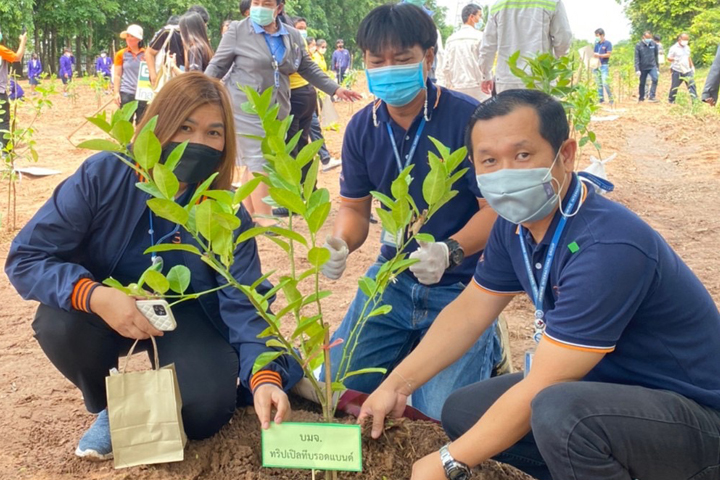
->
xmin=365 ymin=60 xmax=426 ymax=107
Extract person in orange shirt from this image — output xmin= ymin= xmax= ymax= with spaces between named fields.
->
xmin=0 ymin=28 xmax=27 ymax=144
xmin=113 ymin=24 xmax=147 ymax=125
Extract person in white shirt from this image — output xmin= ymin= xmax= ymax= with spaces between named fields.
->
xmin=479 ymin=0 xmax=571 ymax=94
xmin=667 ymin=33 xmax=698 ymax=103
xmin=439 ymin=4 xmax=488 ymax=102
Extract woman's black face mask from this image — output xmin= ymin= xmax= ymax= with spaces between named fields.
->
xmin=160 ymin=142 xmax=223 ymax=184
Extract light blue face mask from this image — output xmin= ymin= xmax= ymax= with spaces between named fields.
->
xmin=366 ymin=61 xmax=425 ymax=107
xmin=250 ymin=6 xmax=276 ymax=27
xmin=644 ymin=38 xmax=653 ymax=45
xmin=476 ymin=149 xmax=565 ymax=224
xmin=475 ymin=20 xmax=484 ymax=31
xmin=299 ymin=30 xmax=308 ymax=40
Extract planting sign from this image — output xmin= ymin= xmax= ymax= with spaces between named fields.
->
xmin=135 ymin=62 xmax=154 ymax=102
xmin=262 ymin=422 xmax=362 ymax=472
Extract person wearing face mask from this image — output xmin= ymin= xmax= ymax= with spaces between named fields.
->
xmin=320 ymin=3 xmax=507 ymax=421
xmin=635 ymin=30 xmax=659 ymax=103
xmin=0 ymin=28 xmax=27 ymax=143
xmin=27 ymin=53 xmax=43 ymax=95
xmin=205 ymin=0 xmax=360 ymax=226
xmin=331 ymin=39 xmax=352 ymax=85
xmin=59 ymin=48 xmax=75 ymax=96
xmin=593 ymin=28 xmax=614 ymax=105
xmin=358 ymin=89 xmax=720 ymax=480
xmin=439 ymin=4 xmax=488 ymax=102
xmin=668 ymin=33 xmax=698 ymax=103
xmin=95 ymin=51 xmax=112 ymax=80
xmin=113 ymin=25 xmax=147 ymax=124
xmin=5 ymin=73 xmax=302 ymax=461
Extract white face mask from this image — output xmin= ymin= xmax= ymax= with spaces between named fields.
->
xmin=680 ymin=40 xmax=689 ymax=47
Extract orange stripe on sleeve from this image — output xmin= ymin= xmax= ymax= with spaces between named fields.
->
xmin=71 ymin=278 xmax=100 ymax=313
xmin=543 ymin=334 xmax=615 ymax=354
xmin=250 ymin=370 xmax=283 ymax=392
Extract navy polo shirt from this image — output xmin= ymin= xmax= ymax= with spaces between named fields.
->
xmin=474 ymin=175 xmax=720 ymax=410
xmin=340 ymin=80 xmax=482 ymax=286
xmin=594 ymin=40 xmax=613 ymax=65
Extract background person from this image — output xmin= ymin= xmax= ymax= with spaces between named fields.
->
xmin=27 ymin=52 xmax=42 ymax=95
xmin=95 ymin=51 xmax=112 ymax=78
xmin=332 ymin=39 xmax=351 ymax=85
xmin=0 ymin=28 xmax=26 ymax=143
xmin=204 ymin=0 xmax=359 ymax=226
xmin=479 ymin=0 xmax=571 ymax=95
xmin=635 ymin=30 xmax=659 ymax=102
xmin=593 ymin=28 xmax=614 ymax=105
xmin=59 ymin=48 xmax=74 ymax=96
xmin=702 ymin=45 xmax=720 ymax=106
xmin=5 ymin=73 xmax=302 ymax=461
xmin=439 ymin=3 xmax=487 ymax=102
xmin=169 ymin=12 xmax=214 ymax=74
xmin=114 ymin=24 xmax=147 ymax=125
xmin=668 ymin=33 xmax=698 ymax=103
xmin=146 ymin=15 xmax=182 ymax=87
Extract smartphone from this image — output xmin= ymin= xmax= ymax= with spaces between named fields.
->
xmin=135 ymin=299 xmax=177 ymax=331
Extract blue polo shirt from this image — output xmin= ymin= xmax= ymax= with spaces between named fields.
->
xmin=474 ymin=174 xmax=720 ymax=410
xmin=340 ymin=81 xmax=482 ymax=286
xmin=251 ymin=20 xmax=288 ymax=62
xmin=594 ymin=40 xmax=613 ymax=65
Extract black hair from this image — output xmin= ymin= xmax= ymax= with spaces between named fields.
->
xmin=294 ymin=17 xmax=307 ymax=26
xmin=461 ymin=4 xmax=481 ymax=24
xmin=336 ymin=38 xmax=344 ymax=45
xmin=307 ymin=37 xmax=316 ymax=44
xmin=239 ymin=0 xmax=251 ymax=16
xmin=187 ymin=5 xmax=209 ymax=24
xmin=595 ymin=28 xmax=605 ymax=36
xmin=653 ymin=34 xmax=661 ymax=42
xmin=465 ymin=90 xmax=569 ymax=158
xmin=167 ymin=15 xmax=180 ymax=26
xmin=356 ymin=4 xmax=438 ymax=54
xmin=317 ymin=39 xmax=327 ymax=47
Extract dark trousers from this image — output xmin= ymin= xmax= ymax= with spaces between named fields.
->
xmin=310 ymin=111 xmax=331 ymax=163
xmin=442 ymin=373 xmax=720 ymax=480
xmin=669 ymin=70 xmax=698 ymax=103
xmin=33 ymin=302 xmax=240 ymax=440
xmin=288 ymin=84 xmax=318 ymax=183
xmin=0 ymin=91 xmax=9 ymax=141
xmin=639 ymin=68 xmax=658 ymax=100
xmin=120 ymin=92 xmax=148 ymax=125
xmin=336 ymin=67 xmax=347 ymax=85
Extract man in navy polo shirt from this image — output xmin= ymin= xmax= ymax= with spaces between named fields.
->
xmin=593 ymin=28 xmax=614 ymax=105
xmin=320 ymin=3 xmax=503 ymax=421
xmin=358 ymin=89 xmax=720 ymax=480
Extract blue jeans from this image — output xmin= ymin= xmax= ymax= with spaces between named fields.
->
xmin=594 ymin=65 xmax=613 ymax=103
xmin=310 ymin=112 xmax=330 ymax=163
xmin=324 ymin=256 xmax=501 ymax=420
xmin=642 ymin=67 xmax=659 ymax=100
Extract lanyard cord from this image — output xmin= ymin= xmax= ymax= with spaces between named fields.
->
xmin=148 ymin=210 xmax=180 ymax=263
xmin=386 ymin=118 xmax=427 ymax=173
xmin=263 ymin=34 xmax=283 ymax=88
xmin=518 ymin=177 xmax=583 ymax=343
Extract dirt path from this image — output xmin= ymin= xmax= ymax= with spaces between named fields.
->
xmin=1 ymin=81 xmax=719 ymax=480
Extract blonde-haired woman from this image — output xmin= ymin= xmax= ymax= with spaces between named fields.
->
xmin=6 ymin=72 xmax=301 ymax=461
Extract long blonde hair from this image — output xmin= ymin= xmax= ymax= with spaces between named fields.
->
xmin=134 ymin=72 xmax=235 ymax=190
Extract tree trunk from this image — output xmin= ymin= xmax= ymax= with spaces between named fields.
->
xmin=75 ymin=36 xmax=83 ymax=77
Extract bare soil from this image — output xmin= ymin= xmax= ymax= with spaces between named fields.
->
xmin=1 ymin=78 xmax=719 ymax=480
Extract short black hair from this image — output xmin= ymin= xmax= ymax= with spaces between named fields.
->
xmin=465 ymin=90 xmax=569 ymax=158
xmin=643 ymin=30 xmax=652 ymax=37
xmin=595 ymin=28 xmax=605 ymax=36
xmin=294 ymin=17 xmax=307 ymax=27
xmin=187 ymin=5 xmax=209 ymax=24
xmin=653 ymin=34 xmax=661 ymax=42
xmin=167 ymin=15 xmax=180 ymax=26
xmin=239 ymin=0 xmax=251 ymax=16
xmin=357 ymin=3 xmax=438 ymax=54
xmin=336 ymin=39 xmax=344 ymax=45
xmin=461 ymin=4 xmax=481 ymax=24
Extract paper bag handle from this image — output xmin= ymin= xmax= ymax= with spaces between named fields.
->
xmin=122 ymin=336 xmax=160 ymax=374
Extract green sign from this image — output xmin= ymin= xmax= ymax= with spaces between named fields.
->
xmin=261 ymin=422 xmax=362 ymax=472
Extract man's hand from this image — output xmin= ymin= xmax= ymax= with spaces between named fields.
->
xmin=113 ymin=92 xmax=121 ymax=106
xmin=357 ymin=387 xmax=408 ymax=439
xmin=481 ymin=79 xmax=494 ymax=95
xmin=322 ymin=235 xmax=349 ymax=280
xmin=409 ymin=241 xmax=449 ymax=285
xmin=635 ymin=71 xmax=641 ymax=77
xmin=411 ymin=452 xmax=446 ymax=480
xmin=335 ymin=87 xmax=362 ymax=102
xmin=254 ymin=383 xmax=291 ymax=430
xmin=703 ymin=97 xmax=716 ymax=107
xmin=89 ymin=286 xmax=164 ymax=339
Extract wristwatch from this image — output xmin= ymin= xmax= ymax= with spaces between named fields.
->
xmin=439 ymin=444 xmax=472 ymax=480
xmin=442 ymin=239 xmax=465 ymax=270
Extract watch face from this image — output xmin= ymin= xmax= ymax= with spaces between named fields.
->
xmin=448 ymin=466 xmax=470 ymax=480
xmin=451 ymin=249 xmax=464 ymax=265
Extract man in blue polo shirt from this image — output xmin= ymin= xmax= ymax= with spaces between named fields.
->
xmin=593 ymin=28 xmax=614 ymax=105
xmin=320 ymin=3 xmax=503 ymax=421
xmin=357 ymin=89 xmax=720 ymax=480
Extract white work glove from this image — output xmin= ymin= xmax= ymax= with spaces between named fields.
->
xmin=322 ymin=235 xmax=349 ymax=280
xmin=635 ymin=71 xmax=641 ymax=77
xmin=409 ymin=241 xmax=450 ymax=286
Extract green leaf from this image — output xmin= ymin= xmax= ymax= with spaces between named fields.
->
xmin=266 ymin=227 xmax=308 ymax=246
xmin=428 ymin=136 xmax=451 ymax=159
xmin=144 ymin=244 xmax=201 ymax=255
xmin=76 ymin=139 xmax=123 ymax=152
xmin=257 ymin=325 xmax=276 ymax=338
xmin=292 ymin=314 xmax=323 ymax=339
xmin=110 ymin=121 xmax=134 ymax=146
xmin=235 ymin=226 xmax=269 ymax=245
xmin=275 ymin=297 xmax=303 ymax=320
xmin=214 ymin=212 xmax=242 ymax=230
xmin=331 ymin=382 xmax=346 ymax=392
xmin=367 ymin=304 xmax=392 ymax=318
xmin=280 ymin=277 xmax=302 ymax=305
xmin=296 ymin=139 xmax=324 ymax=168
xmin=188 ymin=173 xmax=220 ymax=208
xmin=274 ymin=152 xmax=302 ymax=185
xmin=371 ymin=191 xmax=395 ymax=209
xmin=152 ymin=163 xmax=179 ymax=199
xmin=301 ymin=290 xmax=332 ymax=307
xmin=144 ymin=270 xmax=169 ymax=294
xmin=163 ymin=141 xmax=188 ymax=172
xmin=233 ymin=176 xmax=264 ymax=205
xmin=303 ymin=158 xmax=320 ymax=200
xmin=266 ymin=339 xmax=285 ymax=349
xmin=422 ymin=167 xmax=446 ymax=206
xmin=391 ymin=172 xmax=409 ymax=200
xmin=266 ymin=235 xmax=291 ymax=253
xmin=203 ymin=190 xmax=235 ymax=207
xmin=167 ymin=265 xmax=191 ymax=294
xmin=114 ymin=101 xmax=138 ymax=123
xmin=375 ymin=208 xmax=398 ymax=234
xmin=102 ymin=277 xmax=131 ymax=294
xmin=341 ymin=367 xmax=387 ymax=381
xmin=135 ymin=181 xmax=164 ymax=199
xmin=285 ymin=130 xmax=303 ymax=155
xmin=250 ymin=270 xmax=276 ymax=291
xmin=358 ymin=276 xmax=377 ymax=297
xmin=134 ymin=126 xmax=162 ymax=170
xmin=86 ymin=115 xmax=112 ymax=134
xmin=251 ymin=351 xmax=284 ymax=375
xmin=307 ymin=202 xmax=331 ymax=234
xmin=307 ymin=188 xmax=330 ymax=214
xmin=196 ymin=200 xmax=219 ymax=241
xmin=308 ymin=246 xmax=331 ymax=267
xmin=414 ymin=233 xmax=435 ymax=243
xmin=268 ymin=187 xmax=306 ymax=214
xmin=147 ymin=198 xmax=189 ymax=225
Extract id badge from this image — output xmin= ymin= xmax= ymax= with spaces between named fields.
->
xmin=524 ymin=349 xmax=534 ymax=377
xmin=381 ymin=228 xmax=401 ymax=247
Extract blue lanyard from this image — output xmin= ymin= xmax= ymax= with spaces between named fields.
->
xmin=263 ymin=35 xmax=282 ymax=88
xmin=148 ymin=210 xmax=180 ymax=268
xmin=386 ymin=118 xmax=426 ymax=173
xmin=518 ymin=177 xmax=583 ymax=342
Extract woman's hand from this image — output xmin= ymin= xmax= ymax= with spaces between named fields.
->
xmin=89 ymin=286 xmax=164 ymax=339
xmin=357 ymin=386 xmax=408 ymax=439
xmin=254 ymin=383 xmax=291 ymax=430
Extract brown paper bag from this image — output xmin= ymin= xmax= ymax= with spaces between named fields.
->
xmin=106 ymin=337 xmax=186 ymax=469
